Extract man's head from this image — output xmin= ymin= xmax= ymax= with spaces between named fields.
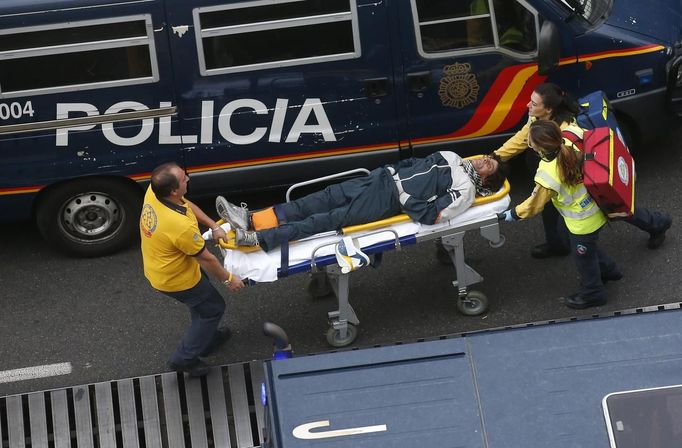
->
xmin=150 ymin=162 xmax=189 ymax=201
xmin=471 ymin=155 xmax=507 ymax=192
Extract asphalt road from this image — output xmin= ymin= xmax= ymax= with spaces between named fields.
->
xmin=1 ymin=126 xmax=681 ymax=397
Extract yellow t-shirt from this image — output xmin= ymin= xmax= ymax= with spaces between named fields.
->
xmin=140 ymin=186 xmax=205 ymax=292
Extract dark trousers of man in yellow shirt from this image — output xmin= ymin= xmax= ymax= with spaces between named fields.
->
xmin=164 ymin=274 xmax=226 ymax=367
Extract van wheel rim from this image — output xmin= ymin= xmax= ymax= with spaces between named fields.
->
xmin=59 ymin=192 xmax=122 ymax=241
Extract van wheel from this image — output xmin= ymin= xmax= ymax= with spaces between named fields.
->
xmin=36 ymin=179 xmax=142 ymax=257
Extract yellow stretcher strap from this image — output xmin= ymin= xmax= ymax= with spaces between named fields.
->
xmin=218 ymin=155 xmax=510 ymax=252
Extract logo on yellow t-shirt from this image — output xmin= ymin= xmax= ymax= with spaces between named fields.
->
xmin=140 ymin=204 xmax=158 ymax=238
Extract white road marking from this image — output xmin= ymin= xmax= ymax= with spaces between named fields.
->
xmin=0 ymin=362 xmax=72 ymax=384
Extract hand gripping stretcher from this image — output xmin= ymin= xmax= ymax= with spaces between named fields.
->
xmin=210 ymin=165 xmax=510 ymax=347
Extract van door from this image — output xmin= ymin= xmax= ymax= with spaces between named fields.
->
xmin=164 ymin=0 xmax=402 ymax=194
xmin=397 ymin=0 xmax=546 ymax=156
xmin=0 ymin=0 xmax=179 ymax=256
xmin=0 ymin=0 xmax=177 ymax=180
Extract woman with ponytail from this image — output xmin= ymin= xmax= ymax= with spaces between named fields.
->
xmin=499 ymin=120 xmax=622 ymax=309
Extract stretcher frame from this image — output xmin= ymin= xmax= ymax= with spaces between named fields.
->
xmin=300 ymin=214 xmax=505 ymax=347
xmin=219 ymin=164 xmax=508 ymax=347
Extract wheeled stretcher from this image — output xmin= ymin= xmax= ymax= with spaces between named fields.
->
xmin=210 ymin=168 xmax=510 ymax=347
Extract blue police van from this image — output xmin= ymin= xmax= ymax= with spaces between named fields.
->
xmin=1 ymin=0 xmax=681 ymax=256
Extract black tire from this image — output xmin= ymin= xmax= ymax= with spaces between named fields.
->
xmin=35 ymin=178 xmax=143 ymax=257
xmin=456 ymin=290 xmax=489 ymax=316
xmin=326 ymin=323 xmax=358 ymax=347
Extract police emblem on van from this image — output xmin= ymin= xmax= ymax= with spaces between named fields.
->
xmin=438 ymin=63 xmax=479 ymax=109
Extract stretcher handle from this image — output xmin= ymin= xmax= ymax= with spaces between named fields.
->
xmin=286 ymin=168 xmax=370 ymax=202
xmin=214 ymin=220 xmax=261 ymax=252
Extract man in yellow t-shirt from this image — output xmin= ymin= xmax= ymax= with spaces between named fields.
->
xmin=140 ymin=162 xmax=244 ymax=377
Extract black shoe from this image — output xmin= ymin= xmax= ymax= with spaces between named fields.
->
xmin=601 ymin=271 xmax=623 ymax=284
xmin=648 ymin=216 xmax=672 ymax=249
xmin=563 ymin=293 xmax=607 ymax=310
xmin=200 ymin=328 xmax=232 ymax=356
xmin=168 ymin=359 xmax=210 ymax=377
xmin=531 ymin=243 xmax=570 ymax=259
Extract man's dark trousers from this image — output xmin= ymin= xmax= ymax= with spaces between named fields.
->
xmin=259 ymin=168 xmax=400 ymax=251
xmin=164 ymin=274 xmax=226 ymax=366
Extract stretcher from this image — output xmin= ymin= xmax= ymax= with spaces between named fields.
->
xmin=209 ymin=166 xmax=510 ymax=347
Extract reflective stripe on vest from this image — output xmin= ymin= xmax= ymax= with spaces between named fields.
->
xmin=535 ymin=161 xmax=605 ymax=234
xmin=534 ymin=170 xmax=591 ymax=207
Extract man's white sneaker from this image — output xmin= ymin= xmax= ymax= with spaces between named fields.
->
xmin=216 ymin=196 xmax=250 ymax=230
xmin=235 ymin=229 xmax=260 ymax=246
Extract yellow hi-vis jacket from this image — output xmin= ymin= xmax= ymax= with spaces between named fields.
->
xmin=534 ymin=157 xmax=606 ymax=235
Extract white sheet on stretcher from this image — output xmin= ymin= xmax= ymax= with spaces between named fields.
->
xmin=204 ymin=194 xmax=510 ymax=282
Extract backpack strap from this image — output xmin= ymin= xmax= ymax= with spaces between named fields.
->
xmin=561 ymin=124 xmax=584 ymax=152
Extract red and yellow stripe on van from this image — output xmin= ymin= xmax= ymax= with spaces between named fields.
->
xmin=0 ymin=185 xmax=42 ymax=196
xmin=1 ymin=44 xmax=666 ymax=195
xmin=409 ymin=43 xmax=665 ymax=145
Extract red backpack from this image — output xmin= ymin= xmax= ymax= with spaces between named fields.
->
xmin=562 ymin=124 xmax=635 ymax=219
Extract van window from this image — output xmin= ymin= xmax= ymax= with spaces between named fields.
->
xmin=413 ymin=0 xmax=537 ymax=57
xmin=0 ymin=17 xmax=157 ymax=97
xmin=555 ymin=0 xmax=612 ymax=26
xmin=195 ymin=0 xmax=360 ymax=75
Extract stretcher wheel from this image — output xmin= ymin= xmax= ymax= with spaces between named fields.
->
xmin=326 ymin=324 xmax=358 ymax=347
xmin=305 ymin=273 xmax=332 ymax=298
xmin=457 ymin=291 xmax=488 ymax=316
xmin=489 ymin=234 xmax=506 ymax=248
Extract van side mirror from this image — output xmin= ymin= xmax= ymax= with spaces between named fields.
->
xmin=537 ymin=21 xmax=561 ymax=75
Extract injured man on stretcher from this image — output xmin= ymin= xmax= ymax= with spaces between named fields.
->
xmin=217 ymin=151 xmax=507 ymax=252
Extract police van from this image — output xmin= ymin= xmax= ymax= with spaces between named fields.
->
xmin=1 ymin=0 xmax=680 ymax=256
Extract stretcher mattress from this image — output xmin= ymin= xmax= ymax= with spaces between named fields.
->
xmin=204 ymin=194 xmax=510 ymax=282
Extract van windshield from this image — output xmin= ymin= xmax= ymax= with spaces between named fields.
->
xmin=555 ymin=0 xmax=612 ymax=26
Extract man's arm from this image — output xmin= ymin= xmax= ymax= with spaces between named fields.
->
xmin=187 ymin=200 xmax=227 ymax=241
xmin=435 ymin=183 xmax=476 ymax=223
xmin=195 ymin=248 xmax=245 ymax=292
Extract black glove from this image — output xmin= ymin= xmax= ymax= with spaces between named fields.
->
xmin=497 ymin=210 xmax=514 ymax=222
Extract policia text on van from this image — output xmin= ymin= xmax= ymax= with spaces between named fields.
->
xmin=1 ymin=0 xmax=680 ymax=256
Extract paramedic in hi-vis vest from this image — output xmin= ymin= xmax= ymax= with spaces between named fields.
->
xmin=140 ymin=162 xmax=244 ymax=378
xmin=493 ymin=83 xmax=672 ymax=258
xmin=498 ymin=120 xmax=621 ymax=310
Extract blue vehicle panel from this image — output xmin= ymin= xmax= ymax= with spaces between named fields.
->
xmin=262 ymin=308 xmax=682 ymax=447
xmin=0 ymin=0 xmax=680 ymax=256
